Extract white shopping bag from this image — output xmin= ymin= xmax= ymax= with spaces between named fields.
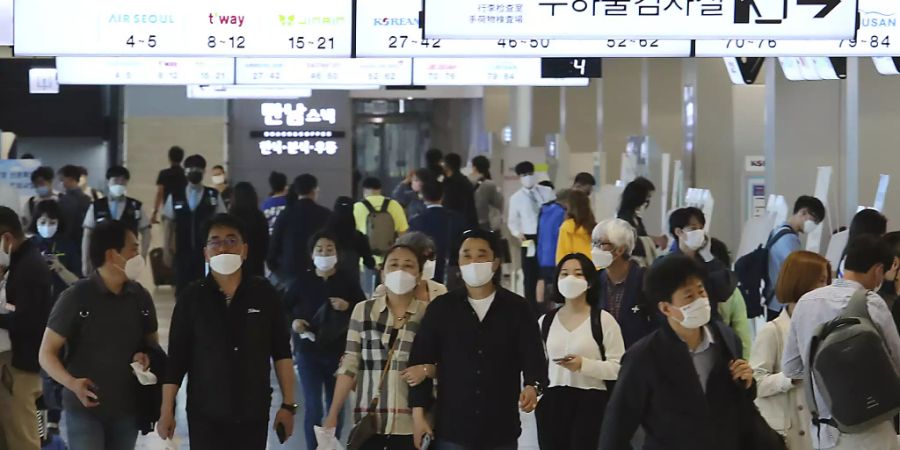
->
xmin=164 ymin=436 xmax=181 ymax=450
xmin=314 ymin=426 xmax=345 ymax=450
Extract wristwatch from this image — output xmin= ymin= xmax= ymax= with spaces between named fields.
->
xmin=527 ymin=381 xmax=544 ymax=397
xmin=281 ymin=403 xmax=299 ymax=415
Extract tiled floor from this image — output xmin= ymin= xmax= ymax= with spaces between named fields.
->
xmin=117 ymin=288 xmax=540 ymax=450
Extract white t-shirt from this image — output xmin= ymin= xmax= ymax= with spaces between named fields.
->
xmin=539 ymin=309 xmax=625 ymax=390
xmin=468 ymin=292 xmax=496 ymax=322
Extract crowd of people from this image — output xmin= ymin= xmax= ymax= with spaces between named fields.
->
xmin=0 ymin=145 xmax=897 ymax=450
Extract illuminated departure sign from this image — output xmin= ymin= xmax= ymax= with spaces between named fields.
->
xmin=0 ymin=0 xmax=11 ymax=45
xmin=412 ymin=58 xmax=589 ymax=86
xmin=236 ymin=58 xmax=411 ymax=85
xmin=56 ymin=57 xmax=235 ymax=85
xmin=423 ymin=0 xmax=858 ymax=40
xmin=14 ymin=0 xmax=352 ymax=57
xmin=356 ymin=0 xmax=691 ymax=57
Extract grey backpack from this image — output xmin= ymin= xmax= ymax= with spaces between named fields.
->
xmin=362 ymin=199 xmax=396 ymax=256
xmin=806 ymin=289 xmax=900 ymax=433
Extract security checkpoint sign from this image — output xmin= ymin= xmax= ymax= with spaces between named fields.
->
xmin=423 ymin=0 xmax=859 ymax=40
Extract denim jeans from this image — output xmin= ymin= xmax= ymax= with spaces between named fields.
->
xmin=295 ymin=349 xmax=341 ymax=450
xmin=65 ymin=409 xmax=137 ymax=450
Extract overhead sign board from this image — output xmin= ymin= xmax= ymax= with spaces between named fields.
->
xmin=412 ymin=58 xmax=589 ymax=86
xmin=0 ymin=0 xmax=11 ymax=45
xmin=697 ymin=0 xmax=896 ymax=55
xmin=423 ymin=0 xmax=858 ymax=40
xmin=236 ymin=58 xmax=411 ymax=86
xmin=56 ymin=57 xmax=235 ymax=85
xmin=356 ymin=0 xmax=691 ymax=56
xmin=14 ymin=0 xmax=352 ymax=57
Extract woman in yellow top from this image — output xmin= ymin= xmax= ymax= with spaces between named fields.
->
xmin=556 ymin=190 xmax=596 ymax=263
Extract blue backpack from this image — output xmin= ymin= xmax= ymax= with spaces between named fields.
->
xmin=536 ymin=202 xmax=567 ymax=269
xmin=733 ymin=226 xmax=796 ymax=318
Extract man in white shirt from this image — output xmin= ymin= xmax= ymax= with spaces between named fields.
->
xmin=783 ymin=234 xmax=900 ymax=450
xmin=507 ymin=161 xmax=555 ymax=314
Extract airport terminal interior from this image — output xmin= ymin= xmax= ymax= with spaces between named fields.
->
xmin=3 ymin=0 xmax=900 ymax=449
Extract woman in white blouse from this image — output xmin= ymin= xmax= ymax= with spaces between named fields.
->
xmin=535 ymin=252 xmax=625 ymax=450
xmin=750 ymin=250 xmax=831 ymax=450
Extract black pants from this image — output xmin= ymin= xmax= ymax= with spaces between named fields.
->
xmin=535 ymin=386 xmax=608 ymax=450
xmin=359 ymin=434 xmax=416 ymax=450
xmin=521 ymin=234 xmax=539 ymax=317
xmin=188 ymin=414 xmax=268 ymax=450
xmin=174 ymin=251 xmax=206 ymax=294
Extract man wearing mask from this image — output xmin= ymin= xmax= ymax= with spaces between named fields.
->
xmin=409 ymin=228 xmax=548 ymax=450
xmin=158 ymin=214 xmax=296 ymax=450
xmin=469 ymin=156 xmax=503 ymax=233
xmin=667 ymin=207 xmax=736 ymax=314
xmin=268 ymin=174 xmax=331 ymax=286
xmin=24 ymin=166 xmax=58 ymax=229
xmin=508 ymin=161 xmax=556 ymax=313
xmin=0 ymin=206 xmax=53 ymax=450
xmin=56 ymin=165 xmax=92 ymax=270
xmin=572 ymin=172 xmax=596 ymax=196
xmin=441 ymin=153 xmax=478 ymax=228
xmin=210 ymin=165 xmax=232 ymax=210
xmin=162 ymin=155 xmax=226 ymax=293
xmin=82 ymin=166 xmax=151 ymax=274
xmin=39 ymin=220 xmax=160 ymax=450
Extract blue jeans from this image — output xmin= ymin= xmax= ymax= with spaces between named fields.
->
xmin=295 ymin=350 xmax=341 ymax=450
xmin=65 ymin=409 xmax=137 ymax=450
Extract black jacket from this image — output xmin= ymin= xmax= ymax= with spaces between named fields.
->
xmin=408 ymin=287 xmax=548 ymax=447
xmin=0 ymin=239 xmax=53 ymax=372
xmin=267 ymin=198 xmax=330 ymax=281
xmin=597 ymin=261 xmax=660 ymax=349
xmin=408 ymin=206 xmax=466 ymax=282
xmin=599 ymin=320 xmax=756 ymax=450
xmin=442 ymin=173 xmax=478 ymax=228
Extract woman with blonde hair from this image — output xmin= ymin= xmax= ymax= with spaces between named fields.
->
xmin=750 ymin=250 xmax=831 ymax=449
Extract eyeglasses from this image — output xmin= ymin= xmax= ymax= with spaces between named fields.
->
xmin=206 ymin=237 xmax=241 ymax=250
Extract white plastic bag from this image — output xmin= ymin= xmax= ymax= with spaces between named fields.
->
xmin=163 ymin=436 xmax=181 ymax=450
xmin=314 ymin=426 xmax=345 ymax=450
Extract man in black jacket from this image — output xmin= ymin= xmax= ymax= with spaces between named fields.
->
xmin=599 ymin=254 xmax=755 ymax=450
xmin=267 ymin=174 xmax=331 ymax=285
xmin=441 ymin=153 xmax=478 ymax=228
xmin=408 ymin=181 xmax=466 ymax=285
xmin=409 ymin=228 xmax=548 ymax=450
xmin=0 ymin=206 xmax=53 ymax=450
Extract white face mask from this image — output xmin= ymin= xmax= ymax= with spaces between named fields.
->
xmin=461 ymin=261 xmax=495 ymax=288
xmin=591 ymin=248 xmax=614 ymax=269
xmin=675 ymin=297 xmax=711 ymax=329
xmin=118 ymin=254 xmax=145 ymax=281
xmin=313 ymin=255 xmax=338 ymax=272
xmin=37 ymin=224 xmax=58 ymax=239
xmin=520 ymin=175 xmax=536 ymax=189
xmin=0 ymin=236 xmax=12 ymax=267
xmin=803 ymin=219 xmax=818 ymax=234
xmin=108 ymin=183 xmax=127 ymax=198
xmin=557 ymin=275 xmax=589 ymax=299
xmin=384 ymin=270 xmax=418 ymax=295
xmin=211 ymin=175 xmax=226 ymax=185
xmin=421 ymin=260 xmax=436 ymax=281
xmin=209 ymin=253 xmax=243 ymax=275
xmin=682 ymin=229 xmax=706 ymax=251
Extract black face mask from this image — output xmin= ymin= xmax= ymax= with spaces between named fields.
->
xmin=187 ymin=171 xmax=203 ymax=185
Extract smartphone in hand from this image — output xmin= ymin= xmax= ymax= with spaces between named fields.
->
xmin=421 ymin=434 xmax=433 ymax=450
xmin=276 ymin=423 xmax=287 ymax=444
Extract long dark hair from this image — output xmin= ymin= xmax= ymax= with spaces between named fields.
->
xmin=553 ymin=253 xmax=600 ymax=307
xmin=229 ymin=182 xmax=259 ymax=214
xmin=327 ymin=196 xmax=358 ymax=243
xmin=619 ymin=177 xmax=655 ymax=217
xmin=567 ymin=190 xmax=596 ymax=233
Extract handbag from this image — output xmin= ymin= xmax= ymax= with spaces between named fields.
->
xmin=347 ymin=329 xmax=401 ymax=450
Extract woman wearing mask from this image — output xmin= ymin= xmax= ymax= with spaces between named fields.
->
xmin=617 ymin=177 xmax=667 ymax=258
xmin=750 ymin=251 xmax=830 ymax=449
xmin=210 ymin=165 xmax=232 ymax=209
xmin=323 ymin=244 xmax=434 ymax=450
xmin=536 ymin=253 xmax=624 ymax=450
xmin=374 ymin=232 xmax=448 ymax=303
xmin=285 ymin=231 xmax=366 ymax=450
xmin=327 ymin=196 xmax=376 ymax=280
xmin=228 ymin=182 xmax=269 ymax=278
xmin=555 ymin=190 xmax=596 ymax=263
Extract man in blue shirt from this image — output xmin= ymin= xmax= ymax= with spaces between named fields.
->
xmin=766 ymin=195 xmax=826 ymax=320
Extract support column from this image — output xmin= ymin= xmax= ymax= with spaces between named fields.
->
xmin=641 ymin=59 xmax=650 ymax=137
xmin=682 ymin=59 xmax=698 ymax=187
xmin=510 ymin=86 xmax=533 ymax=147
xmin=764 ymin=57 xmax=777 ymax=196
xmin=842 ymin=57 xmax=860 ymax=223
xmin=596 ymin=80 xmax=605 ymax=185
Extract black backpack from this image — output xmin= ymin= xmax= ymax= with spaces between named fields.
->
xmin=733 ymin=226 xmax=796 ymax=318
xmin=540 ymin=306 xmax=615 ymax=392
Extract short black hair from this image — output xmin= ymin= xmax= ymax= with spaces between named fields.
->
xmin=78 ymin=166 xmax=88 ymax=177
xmin=89 ymin=220 xmax=132 ymax=269
xmin=362 ymin=177 xmax=382 ymax=191
xmin=668 ymin=207 xmax=706 ymax=240
xmin=422 ymin=181 xmax=443 ymax=203
xmin=443 ymin=153 xmax=462 ymax=172
xmin=793 ymin=195 xmax=826 ymax=222
xmin=106 ymin=165 xmax=130 ymax=181
xmin=471 ymin=156 xmax=491 ymax=179
xmin=515 ymin=161 xmax=535 ymax=176
xmin=849 ymin=208 xmax=887 ymax=240
xmin=212 ymin=165 xmax=225 ymax=172
xmin=883 ymin=231 xmax=900 ymax=259
xmin=308 ymin=230 xmax=339 ymax=254
xmin=28 ymin=200 xmax=66 ymax=235
xmin=58 ymin=165 xmax=82 ymax=181
xmin=539 ymin=180 xmax=555 ymax=190
xmin=31 ymin=166 xmax=54 ymax=183
xmin=268 ymin=171 xmax=288 ymax=193
xmin=461 ymin=228 xmax=503 ymax=259
xmin=292 ymin=174 xmax=318 ymax=196
xmin=168 ymin=146 xmax=185 ymax=163
xmin=709 ymin=237 xmax=731 ymax=266
xmin=574 ymin=172 xmax=596 ymax=187
xmin=553 ymin=253 xmax=599 ymax=306
xmin=845 ymin=234 xmax=894 ymax=274
xmin=644 ymin=254 xmax=706 ymax=303
xmin=413 ymin=168 xmax=434 ymax=184
xmin=184 ymin=154 xmax=207 ymax=170
xmin=425 ymin=148 xmax=443 ymax=167
xmin=0 ymin=206 xmax=24 ymax=238
xmin=620 ymin=177 xmax=655 ymax=214
xmin=203 ymin=213 xmax=247 ymax=244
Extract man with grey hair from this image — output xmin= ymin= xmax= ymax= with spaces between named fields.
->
xmin=592 ymin=219 xmax=659 ymax=348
